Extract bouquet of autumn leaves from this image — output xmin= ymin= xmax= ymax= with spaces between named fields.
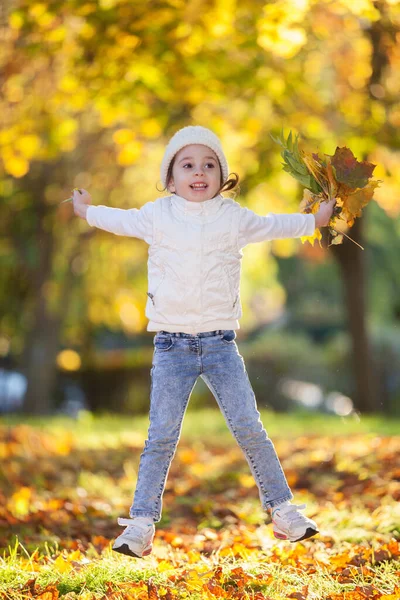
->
xmin=271 ymin=131 xmax=382 ymax=249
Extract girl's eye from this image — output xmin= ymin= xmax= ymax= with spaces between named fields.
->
xmin=183 ymin=163 xmax=215 ymax=168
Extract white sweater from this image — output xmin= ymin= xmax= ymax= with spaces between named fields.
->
xmin=86 ymin=193 xmax=315 ymax=334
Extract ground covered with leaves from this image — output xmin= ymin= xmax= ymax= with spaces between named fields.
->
xmin=0 ymin=411 xmax=399 ymax=599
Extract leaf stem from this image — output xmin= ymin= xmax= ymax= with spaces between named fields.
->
xmin=330 ymin=226 xmax=364 ymax=250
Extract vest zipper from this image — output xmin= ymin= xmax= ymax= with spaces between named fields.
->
xmin=147 ymin=267 xmax=166 ymax=307
xmin=147 ymin=292 xmax=155 ymax=306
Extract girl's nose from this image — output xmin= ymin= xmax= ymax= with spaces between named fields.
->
xmin=194 ymin=167 xmax=205 ymax=175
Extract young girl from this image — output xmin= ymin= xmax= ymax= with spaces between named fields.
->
xmin=73 ymin=125 xmax=336 ymax=558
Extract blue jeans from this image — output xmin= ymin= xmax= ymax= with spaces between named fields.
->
xmin=130 ymin=330 xmax=293 ymax=522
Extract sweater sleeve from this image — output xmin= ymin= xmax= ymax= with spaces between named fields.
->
xmin=86 ymin=201 xmax=154 ymax=244
xmin=238 ymin=206 xmax=315 ymax=248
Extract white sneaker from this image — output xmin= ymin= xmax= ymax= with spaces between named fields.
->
xmin=271 ymin=502 xmax=319 ymax=542
xmin=112 ymin=517 xmax=155 ymax=558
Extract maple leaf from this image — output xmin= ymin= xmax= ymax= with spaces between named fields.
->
xmin=329 ymin=147 xmax=376 ymax=189
xmin=342 ymin=180 xmax=382 ymax=227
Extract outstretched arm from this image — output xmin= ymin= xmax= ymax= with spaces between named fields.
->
xmin=73 ymin=189 xmax=153 ymax=244
xmin=238 ymin=198 xmax=336 ymax=248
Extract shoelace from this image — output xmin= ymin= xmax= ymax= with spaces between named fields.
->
xmin=273 ymin=503 xmax=307 ymax=527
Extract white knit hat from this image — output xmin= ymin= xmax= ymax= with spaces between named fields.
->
xmin=160 ymin=126 xmax=229 ymax=188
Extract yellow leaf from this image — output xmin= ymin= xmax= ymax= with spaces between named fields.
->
xmin=343 ymin=180 xmax=382 ymax=221
xmin=187 ymin=549 xmax=201 ymax=563
xmin=300 ymin=228 xmax=322 ymax=247
xmin=157 ymin=560 xmax=174 ymax=572
xmin=68 ymin=549 xmax=82 ymax=562
xmin=53 ymin=555 xmax=73 ymax=574
xmin=185 ymin=567 xmax=214 ymax=591
xmin=379 ymin=592 xmax=400 ymax=600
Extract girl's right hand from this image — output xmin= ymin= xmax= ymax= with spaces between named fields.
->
xmin=314 ymin=197 xmax=337 ymax=228
xmin=73 ymin=188 xmax=92 ymax=219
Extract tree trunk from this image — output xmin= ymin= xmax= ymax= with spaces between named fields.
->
xmin=21 ymin=291 xmax=62 ymax=415
xmin=19 ymin=190 xmax=62 ymax=415
xmin=16 ymin=149 xmax=115 ymax=415
xmin=329 ymin=215 xmax=379 ymax=413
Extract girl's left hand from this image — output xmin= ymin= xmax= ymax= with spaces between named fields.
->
xmin=314 ymin=197 xmax=337 ymax=228
xmin=72 ymin=188 xmax=92 ymax=219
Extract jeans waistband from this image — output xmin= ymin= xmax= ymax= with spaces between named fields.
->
xmin=159 ymin=330 xmax=227 ymax=338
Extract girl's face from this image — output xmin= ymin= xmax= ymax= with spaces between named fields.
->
xmin=168 ymin=144 xmax=222 ymax=202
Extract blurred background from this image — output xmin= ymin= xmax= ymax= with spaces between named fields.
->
xmin=1 ymin=0 xmax=400 ymax=418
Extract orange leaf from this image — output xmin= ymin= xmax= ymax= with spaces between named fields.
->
xmin=148 ymin=578 xmax=160 ymax=600
xmin=36 ymin=586 xmax=59 ymax=600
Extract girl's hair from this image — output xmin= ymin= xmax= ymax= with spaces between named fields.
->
xmin=157 ymin=157 xmax=240 ymax=197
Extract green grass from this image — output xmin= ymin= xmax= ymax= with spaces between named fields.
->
xmin=1 ymin=540 xmax=399 ymax=600
xmin=1 ymin=407 xmax=399 ymax=444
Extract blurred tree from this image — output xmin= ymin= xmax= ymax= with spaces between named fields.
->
xmin=328 ymin=0 xmax=399 ymax=412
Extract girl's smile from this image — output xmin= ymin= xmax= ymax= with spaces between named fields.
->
xmin=168 ymin=144 xmax=222 ymax=202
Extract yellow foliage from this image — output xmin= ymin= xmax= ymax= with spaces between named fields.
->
xmin=344 ymin=0 xmax=381 ymax=20
xmin=177 ymin=27 xmax=204 ymax=56
xmin=15 ymin=134 xmax=42 ymax=159
xmin=9 ymin=11 xmax=24 ymax=29
xmin=9 ymin=486 xmax=32 ymax=517
xmin=272 ymin=238 xmax=297 ymax=258
xmin=119 ymin=34 xmax=140 ymax=49
xmin=113 ymin=129 xmax=136 ymax=145
xmin=257 ymin=0 xmax=309 ymax=58
xmin=2 ymin=150 xmax=29 ymax=178
xmin=47 ymin=26 xmax=67 ymax=42
xmin=140 ymin=119 xmax=162 ymax=138
xmin=29 ymin=3 xmax=47 ymax=18
xmin=80 ymin=22 xmax=96 ymax=39
xmin=59 ymin=75 xmax=80 ymax=93
xmin=117 ymin=141 xmax=143 ymax=165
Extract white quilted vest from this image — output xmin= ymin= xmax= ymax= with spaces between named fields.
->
xmin=145 ymin=194 xmax=243 ymax=334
